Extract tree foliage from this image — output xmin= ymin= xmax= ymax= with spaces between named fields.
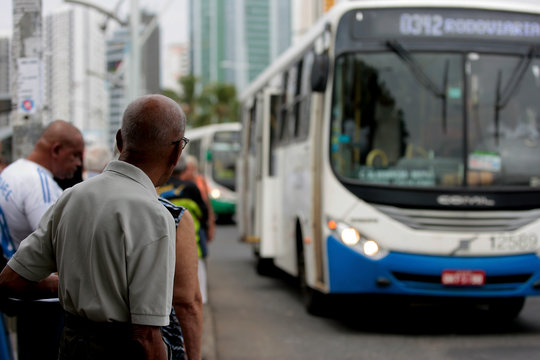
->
xmin=162 ymin=75 xmax=239 ymax=128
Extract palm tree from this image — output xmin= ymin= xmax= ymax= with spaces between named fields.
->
xmin=178 ymin=74 xmax=198 ymax=119
xmin=206 ymin=83 xmax=238 ymax=124
xmin=162 ymin=75 xmax=239 ymax=128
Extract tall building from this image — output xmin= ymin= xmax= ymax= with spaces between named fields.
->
xmin=106 ymin=12 xmax=161 ymax=147
xmin=43 ymin=6 xmax=108 ymax=146
xmin=0 ymin=34 xmax=12 ymax=164
xmin=190 ymin=0 xmax=291 ymax=93
xmin=292 ymin=0 xmax=336 ymax=44
xmin=0 ymin=35 xmax=10 ymax=129
xmin=163 ymin=43 xmax=190 ymax=94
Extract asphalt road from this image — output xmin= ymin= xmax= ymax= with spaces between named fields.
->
xmin=204 ymin=224 xmax=540 ymax=360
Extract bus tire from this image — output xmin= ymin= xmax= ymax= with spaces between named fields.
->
xmin=255 ymin=254 xmax=276 ymax=277
xmin=486 ymin=297 xmax=525 ymax=321
xmin=303 ymin=285 xmax=329 ymax=316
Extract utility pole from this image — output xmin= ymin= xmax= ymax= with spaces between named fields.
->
xmin=65 ymin=0 xmax=142 ymax=102
xmin=128 ymin=0 xmax=140 ymax=102
xmin=11 ymin=0 xmax=44 ymax=160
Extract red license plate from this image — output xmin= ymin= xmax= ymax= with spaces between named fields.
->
xmin=441 ymin=270 xmax=485 ymax=286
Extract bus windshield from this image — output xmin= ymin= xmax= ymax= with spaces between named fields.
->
xmin=330 ymin=48 xmax=540 ymax=188
xmin=210 ymin=130 xmax=241 ymax=191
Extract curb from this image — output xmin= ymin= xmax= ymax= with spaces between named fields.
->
xmin=202 ymin=303 xmax=217 ymax=360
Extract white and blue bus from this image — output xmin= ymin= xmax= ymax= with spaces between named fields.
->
xmin=237 ymin=0 xmax=540 ymax=318
xmin=185 ymin=122 xmax=241 ymax=222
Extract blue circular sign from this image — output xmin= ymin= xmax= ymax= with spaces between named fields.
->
xmin=21 ymin=99 xmax=34 ymax=112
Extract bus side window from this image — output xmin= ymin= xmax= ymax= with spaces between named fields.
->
xmin=286 ymin=63 xmax=300 ymax=141
xmin=269 ymin=95 xmax=280 ymax=176
xmin=188 ymin=139 xmax=201 ymax=164
xmin=278 ymin=72 xmax=289 ymax=144
xmin=248 ymin=100 xmax=257 ymax=156
xmin=298 ymin=50 xmax=314 ymax=140
xmin=292 ymin=60 xmax=303 ymax=139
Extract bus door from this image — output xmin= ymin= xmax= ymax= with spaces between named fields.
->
xmin=237 ymin=103 xmax=253 ymax=239
xmin=256 ymin=89 xmax=281 ymax=259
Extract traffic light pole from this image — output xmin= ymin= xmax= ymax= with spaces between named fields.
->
xmin=65 ymin=0 xmax=141 ymax=102
xmin=11 ymin=0 xmax=44 ymax=159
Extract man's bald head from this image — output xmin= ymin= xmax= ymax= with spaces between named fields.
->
xmin=120 ymin=94 xmax=186 ymax=155
xmin=27 ymin=120 xmax=84 ymax=180
xmin=40 ymin=120 xmax=83 ymax=149
xmin=117 ymin=94 xmax=186 ymax=186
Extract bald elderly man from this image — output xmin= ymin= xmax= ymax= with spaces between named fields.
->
xmin=0 ymin=95 xmax=192 ymax=359
xmin=0 ymin=119 xmax=84 ymax=360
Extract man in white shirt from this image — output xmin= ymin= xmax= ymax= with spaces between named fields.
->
xmin=0 ymin=120 xmax=83 ymax=360
xmin=0 ymin=120 xmax=84 ymax=254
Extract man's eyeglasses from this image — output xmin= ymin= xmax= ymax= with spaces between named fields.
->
xmin=171 ymin=137 xmax=190 ymax=150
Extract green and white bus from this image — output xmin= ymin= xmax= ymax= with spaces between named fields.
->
xmin=185 ymin=122 xmax=241 ymax=222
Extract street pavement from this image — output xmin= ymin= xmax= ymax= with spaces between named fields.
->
xmin=202 ymin=303 xmax=217 ymax=360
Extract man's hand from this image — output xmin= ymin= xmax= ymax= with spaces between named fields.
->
xmin=131 ymin=324 xmax=167 ymax=360
xmin=0 ymin=265 xmax=58 ymax=299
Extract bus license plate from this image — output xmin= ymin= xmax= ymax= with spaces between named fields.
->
xmin=441 ymin=270 xmax=485 ymax=286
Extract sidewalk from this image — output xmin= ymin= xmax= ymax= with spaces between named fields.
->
xmin=202 ymin=303 xmax=217 ymax=360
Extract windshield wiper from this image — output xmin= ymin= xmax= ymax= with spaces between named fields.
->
xmin=493 ymin=45 xmax=537 ymax=144
xmin=442 ymin=59 xmax=449 ymax=133
xmin=386 ymin=40 xmax=448 ymax=132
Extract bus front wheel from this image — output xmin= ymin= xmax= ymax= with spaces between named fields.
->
xmin=485 ymin=297 xmax=525 ymax=321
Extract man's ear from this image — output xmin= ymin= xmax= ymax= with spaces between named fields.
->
xmin=115 ymin=130 xmax=123 ymax=153
xmin=51 ymin=142 xmax=62 ymax=158
xmin=169 ymin=145 xmax=182 ymax=167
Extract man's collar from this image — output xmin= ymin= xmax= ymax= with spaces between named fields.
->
xmin=104 ymin=160 xmax=157 ymax=196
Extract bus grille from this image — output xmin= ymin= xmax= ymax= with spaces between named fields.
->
xmin=393 ymin=272 xmax=532 ymax=285
xmin=391 ymin=271 xmax=532 ymax=292
xmin=373 ymin=205 xmax=540 ymax=232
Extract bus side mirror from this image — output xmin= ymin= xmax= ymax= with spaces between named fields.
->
xmin=311 ymin=52 xmax=329 ymax=92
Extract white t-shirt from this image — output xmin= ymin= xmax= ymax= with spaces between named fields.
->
xmin=0 ymin=159 xmax=63 ymax=251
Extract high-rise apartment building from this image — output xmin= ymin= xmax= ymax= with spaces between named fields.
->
xmin=0 ymin=35 xmax=10 ymax=129
xmin=43 ymin=6 xmax=108 ymax=145
xmin=292 ymin=0 xmax=336 ymax=44
xmin=106 ymin=12 xmax=160 ymax=147
xmin=190 ymin=0 xmax=291 ymax=93
xmin=163 ymin=43 xmax=190 ymax=94
xmin=0 ymin=34 xmax=11 ymax=163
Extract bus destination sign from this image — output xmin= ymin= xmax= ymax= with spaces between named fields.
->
xmin=351 ymin=8 xmax=540 ymax=41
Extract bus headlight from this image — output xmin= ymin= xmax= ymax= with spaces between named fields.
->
xmin=209 ymin=186 xmax=236 ymax=202
xmin=328 ymin=219 xmax=387 ymax=260
xmin=363 ymin=240 xmax=380 ymax=257
xmin=340 ymin=227 xmax=360 ymax=246
xmin=210 ymin=188 xmax=222 ymax=199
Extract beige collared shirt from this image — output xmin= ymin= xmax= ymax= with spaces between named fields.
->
xmin=9 ymin=160 xmax=176 ymax=326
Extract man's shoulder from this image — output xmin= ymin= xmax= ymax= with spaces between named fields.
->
xmin=67 ymin=179 xmax=172 ymax=226
xmin=1 ymin=159 xmax=56 ymax=191
xmin=3 ymin=159 xmax=36 ymax=176
xmin=77 ymin=174 xmax=156 ymax=203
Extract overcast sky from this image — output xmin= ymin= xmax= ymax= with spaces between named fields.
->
xmin=0 ymin=0 xmax=188 ymax=42
xmin=0 ymin=0 xmax=188 ymax=88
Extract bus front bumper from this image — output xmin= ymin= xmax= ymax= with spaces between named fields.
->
xmin=210 ymin=198 xmax=236 ymax=216
xmin=327 ymin=235 xmax=540 ymax=298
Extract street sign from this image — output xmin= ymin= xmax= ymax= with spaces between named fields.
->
xmin=20 ymin=99 xmax=34 ymax=113
xmin=17 ymin=57 xmax=42 ymax=115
